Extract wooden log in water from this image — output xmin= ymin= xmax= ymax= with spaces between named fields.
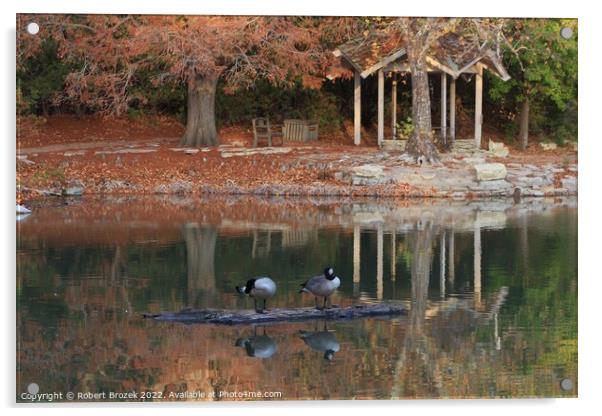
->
xmin=143 ymin=303 xmax=406 ymax=325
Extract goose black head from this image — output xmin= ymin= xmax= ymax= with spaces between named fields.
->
xmin=324 ymin=349 xmax=336 ymax=361
xmin=324 ymin=267 xmax=335 ymax=280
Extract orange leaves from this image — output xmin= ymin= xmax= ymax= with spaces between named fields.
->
xmin=18 ymin=14 xmax=351 ymax=113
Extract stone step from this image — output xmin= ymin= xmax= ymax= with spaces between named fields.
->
xmin=452 ymin=139 xmax=478 ymax=151
xmin=381 ymin=139 xmax=407 ymax=151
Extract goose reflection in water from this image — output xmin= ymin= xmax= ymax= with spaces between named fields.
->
xmin=298 ymin=323 xmax=340 ymax=361
xmin=234 ymin=327 xmax=277 ymax=359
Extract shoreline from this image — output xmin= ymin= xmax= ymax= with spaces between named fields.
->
xmin=16 ymin=137 xmax=577 ymax=205
xmin=17 ymin=181 xmax=577 ymax=204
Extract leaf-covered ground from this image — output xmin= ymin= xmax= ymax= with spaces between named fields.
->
xmin=16 ymin=115 xmax=577 ymax=205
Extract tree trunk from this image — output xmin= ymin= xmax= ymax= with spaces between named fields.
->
xmin=183 ymin=223 xmax=217 ymax=305
xmin=405 ymin=57 xmax=439 ymax=164
xmin=41 ymin=101 xmax=49 ymax=118
xmin=181 ymin=73 xmax=220 ymax=147
xmin=518 ymin=97 xmax=529 ymax=150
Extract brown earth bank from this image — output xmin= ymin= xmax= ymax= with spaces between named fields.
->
xmin=16 ymin=115 xmax=577 ymax=205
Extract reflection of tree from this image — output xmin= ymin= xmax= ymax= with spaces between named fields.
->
xmin=110 ymin=245 xmax=126 ymax=280
xmin=409 ymin=218 xmax=436 ymax=332
xmin=183 ymin=223 xmax=217 ymax=305
xmin=392 ymin=217 xmax=440 ymax=398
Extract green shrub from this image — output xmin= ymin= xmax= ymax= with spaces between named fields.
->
xmin=17 ymin=39 xmax=75 ymax=116
xmin=503 ymin=122 xmax=518 ymax=143
xmin=395 ymin=117 xmax=414 ymax=139
xmin=216 ymin=79 xmax=345 ymax=134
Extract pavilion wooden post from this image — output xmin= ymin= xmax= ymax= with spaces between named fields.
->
xmin=440 ymin=231 xmax=446 ymax=299
xmin=354 ymin=70 xmax=362 ymax=146
xmin=390 ymin=233 xmax=396 ymax=281
xmin=474 ymin=219 xmax=482 ymax=309
xmin=494 ymin=313 xmax=502 ymax=350
xmin=391 ymin=74 xmax=398 ymax=140
xmin=377 ymin=224 xmax=384 ymax=300
xmin=449 ymin=77 xmax=456 ymax=144
xmin=448 ymin=229 xmax=455 ymax=285
xmin=440 ymin=73 xmax=447 ymax=146
xmin=353 ymin=225 xmax=361 ymax=285
xmin=474 ymin=64 xmax=483 ymax=148
xmin=377 ymin=69 xmax=384 ymax=146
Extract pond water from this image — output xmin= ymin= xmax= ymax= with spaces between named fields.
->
xmin=16 ymin=196 xmax=577 ymax=401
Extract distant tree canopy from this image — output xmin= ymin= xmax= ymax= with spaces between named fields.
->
xmin=487 ymin=19 xmax=578 ymax=147
xmin=17 ymin=15 xmax=578 ymax=147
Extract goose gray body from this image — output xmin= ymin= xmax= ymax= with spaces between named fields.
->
xmin=235 ymin=335 xmax=277 ymax=359
xmin=299 ymin=267 xmax=340 ymax=309
xmin=299 ymin=330 xmax=340 ymax=360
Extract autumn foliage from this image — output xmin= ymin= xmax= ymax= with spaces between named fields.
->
xmin=17 ymin=15 xmax=354 ymax=146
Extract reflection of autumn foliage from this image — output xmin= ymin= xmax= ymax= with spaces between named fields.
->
xmin=18 ymin=283 xmax=575 ymax=400
xmin=18 ymin=300 xmax=407 ymax=400
xmin=17 ymin=197 xmax=577 ymax=400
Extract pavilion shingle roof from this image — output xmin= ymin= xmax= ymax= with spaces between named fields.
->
xmin=333 ymin=31 xmax=407 ymax=76
xmin=333 ymin=30 xmax=510 ymax=81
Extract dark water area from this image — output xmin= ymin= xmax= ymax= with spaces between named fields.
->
xmin=16 ymin=196 xmax=577 ymax=401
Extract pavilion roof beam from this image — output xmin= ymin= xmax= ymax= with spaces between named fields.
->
xmin=332 ymin=49 xmax=364 ymax=75
xmin=425 ymin=56 xmax=457 ymax=77
xmin=360 ymin=48 xmax=407 ymax=78
xmin=481 ymin=51 xmax=511 ymax=81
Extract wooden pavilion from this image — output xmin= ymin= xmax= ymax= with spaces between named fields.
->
xmin=330 ymin=32 xmax=510 ymax=148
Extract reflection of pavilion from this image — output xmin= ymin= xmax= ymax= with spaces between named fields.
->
xmin=351 ymin=207 xmax=507 ymax=308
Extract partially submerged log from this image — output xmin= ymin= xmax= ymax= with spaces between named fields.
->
xmin=143 ymin=303 xmax=406 ymax=325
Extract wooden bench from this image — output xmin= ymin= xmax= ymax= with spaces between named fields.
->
xmin=252 ymin=118 xmax=284 ymax=147
xmin=283 ymin=119 xmax=319 ymax=143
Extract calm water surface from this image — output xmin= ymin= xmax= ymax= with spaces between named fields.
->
xmin=16 ymin=196 xmax=577 ymax=400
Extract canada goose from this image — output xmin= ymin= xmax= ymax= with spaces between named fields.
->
xmin=299 ymin=267 xmax=340 ymax=309
xmin=299 ymin=329 xmax=340 ymax=361
xmin=235 ymin=329 xmax=277 ymax=359
xmin=235 ymin=277 xmax=277 ymax=313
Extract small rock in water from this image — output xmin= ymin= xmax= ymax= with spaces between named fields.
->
xmin=16 ymin=204 xmax=31 ymax=214
xmin=63 ymin=186 xmax=84 ymax=196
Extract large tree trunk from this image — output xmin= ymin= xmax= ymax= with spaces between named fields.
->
xmin=405 ymin=57 xmax=439 ymax=164
xmin=183 ymin=223 xmax=217 ymax=305
xmin=518 ymin=97 xmax=530 ymax=150
xmin=181 ymin=73 xmax=220 ymax=147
